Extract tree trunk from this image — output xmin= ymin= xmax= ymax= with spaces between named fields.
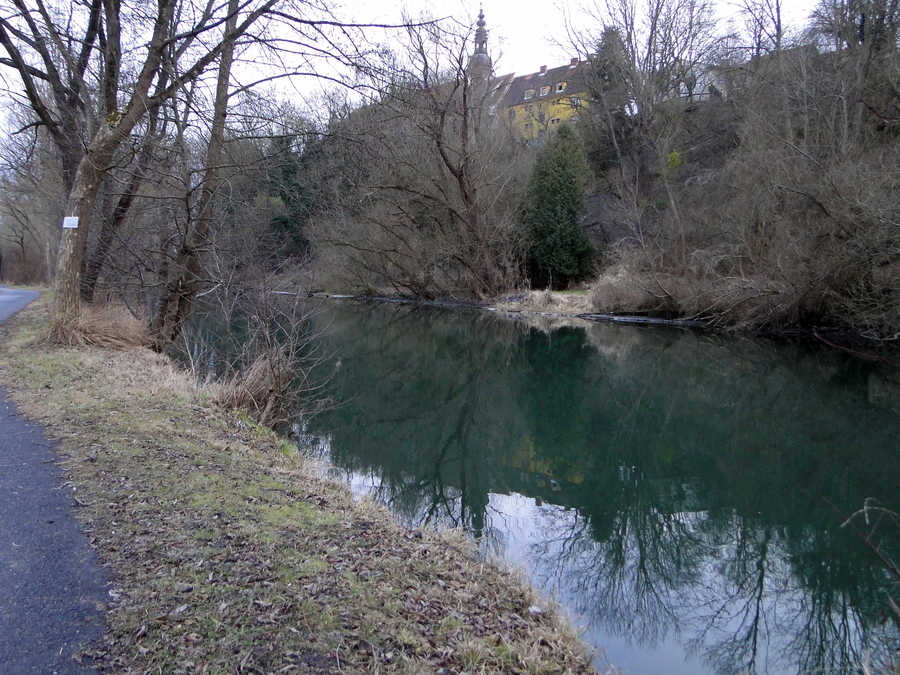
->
xmin=82 ymin=75 xmax=169 ymax=303
xmin=49 ymin=146 xmax=108 ymax=339
xmin=151 ymin=0 xmax=239 ymax=351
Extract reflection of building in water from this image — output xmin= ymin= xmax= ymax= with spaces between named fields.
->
xmin=505 ymin=435 xmax=584 ymax=488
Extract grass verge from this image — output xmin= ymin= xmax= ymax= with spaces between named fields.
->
xmin=0 ymin=293 xmax=595 ymax=673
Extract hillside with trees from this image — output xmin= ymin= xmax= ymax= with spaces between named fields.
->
xmin=580 ymin=0 xmax=900 ymax=341
xmin=0 ymin=0 xmax=897 ymax=345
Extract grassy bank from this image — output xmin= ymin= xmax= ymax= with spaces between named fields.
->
xmin=0 ymin=293 xmax=595 ymax=673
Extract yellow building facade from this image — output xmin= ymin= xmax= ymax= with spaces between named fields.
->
xmin=499 ymin=59 xmax=589 ymax=141
xmin=467 ymin=11 xmax=590 ymax=141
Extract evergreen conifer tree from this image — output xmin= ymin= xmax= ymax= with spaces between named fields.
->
xmin=266 ymin=133 xmax=329 ymax=259
xmin=521 ymin=124 xmax=594 ymax=289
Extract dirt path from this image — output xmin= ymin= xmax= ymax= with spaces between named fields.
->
xmin=0 ymin=288 xmax=107 ymax=674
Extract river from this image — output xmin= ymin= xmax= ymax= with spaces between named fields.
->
xmin=292 ymin=300 xmax=900 ymax=674
xmin=190 ymin=297 xmax=899 ymax=673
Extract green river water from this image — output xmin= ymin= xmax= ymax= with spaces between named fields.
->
xmin=219 ymin=298 xmax=900 ymax=674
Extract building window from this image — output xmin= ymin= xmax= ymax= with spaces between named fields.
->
xmin=524 ymin=89 xmax=534 ymax=100
xmin=540 ymin=85 xmax=550 ymax=96
xmin=550 ymin=118 xmax=560 ymax=125
xmin=556 ymin=81 xmax=567 ymax=93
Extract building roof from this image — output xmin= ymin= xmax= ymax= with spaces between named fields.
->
xmin=500 ymin=60 xmax=588 ymax=107
xmin=487 ymin=72 xmax=516 ymax=105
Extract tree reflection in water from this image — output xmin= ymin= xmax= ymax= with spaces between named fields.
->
xmin=307 ymin=301 xmax=899 ymax=674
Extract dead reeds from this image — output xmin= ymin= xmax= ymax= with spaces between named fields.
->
xmin=214 ymin=346 xmax=293 ymax=427
xmin=51 ymin=301 xmax=150 ymax=349
xmin=212 ymin=290 xmax=331 ymax=428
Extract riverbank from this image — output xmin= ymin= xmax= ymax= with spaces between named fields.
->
xmin=0 ymin=292 xmax=596 ymax=673
xmin=302 ymin=288 xmax=899 ymax=364
xmin=305 ymin=289 xmax=699 ymax=329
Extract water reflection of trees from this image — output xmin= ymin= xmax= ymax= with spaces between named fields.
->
xmin=309 ymin=302 xmax=900 ymax=674
xmin=532 ymin=500 xmax=705 ymax=647
xmin=533 ymin=505 xmax=896 ymax=673
xmin=312 ymin=303 xmax=524 ymax=537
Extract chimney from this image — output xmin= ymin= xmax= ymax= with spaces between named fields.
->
xmin=539 ymin=65 xmax=547 ymax=75
xmin=570 ymin=57 xmax=578 ymax=67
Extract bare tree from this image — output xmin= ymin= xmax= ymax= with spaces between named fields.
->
xmin=0 ymin=0 xmax=287 ymax=337
xmin=740 ymin=0 xmax=786 ymax=56
xmin=149 ymin=0 xmax=241 ymax=350
xmin=569 ymin=0 xmax=720 ymax=263
xmin=0 ymin=0 xmax=400 ymax=343
xmin=573 ymin=0 xmax=719 ymax=115
xmin=0 ymin=109 xmax=64 ymax=282
xmin=311 ymin=20 xmax=532 ymax=299
xmin=811 ymin=0 xmax=899 ymax=50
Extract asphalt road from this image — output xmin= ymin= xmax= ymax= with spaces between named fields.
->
xmin=0 ymin=288 xmax=107 ymax=674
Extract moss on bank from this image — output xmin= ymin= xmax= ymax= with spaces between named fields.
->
xmin=0 ymin=293 xmax=595 ymax=673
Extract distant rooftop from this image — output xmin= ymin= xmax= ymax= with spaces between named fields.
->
xmin=500 ymin=59 xmax=586 ymax=107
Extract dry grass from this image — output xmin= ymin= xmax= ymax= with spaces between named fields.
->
xmin=214 ymin=347 xmax=293 ymax=423
xmin=0 ymin=293 xmax=596 ymax=673
xmin=51 ymin=301 xmax=150 ymax=349
xmin=495 ymin=290 xmax=593 ymax=316
xmin=590 ymin=266 xmax=670 ymax=316
xmin=490 ymin=290 xmax=596 ymax=333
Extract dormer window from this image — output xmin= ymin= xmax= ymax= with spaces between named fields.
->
xmin=540 ymin=85 xmax=550 ymax=96
xmin=524 ymin=89 xmax=534 ymax=100
xmin=556 ymin=81 xmax=567 ymax=93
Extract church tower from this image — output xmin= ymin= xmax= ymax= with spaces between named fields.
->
xmin=467 ymin=8 xmax=492 ymax=82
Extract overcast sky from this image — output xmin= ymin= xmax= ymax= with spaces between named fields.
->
xmin=357 ymin=0 xmax=821 ymax=76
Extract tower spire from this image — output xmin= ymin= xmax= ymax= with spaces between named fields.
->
xmin=474 ymin=7 xmax=488 ymax=57
xmin=468 ymin=6 xmax=492 ymax=81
